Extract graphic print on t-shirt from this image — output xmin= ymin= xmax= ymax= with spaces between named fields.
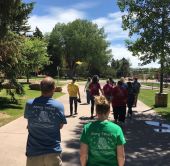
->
xmin=29 ymin=105 xmax=60 ymax=128
xmin=90 ymin=132 xmax=115 ymax=151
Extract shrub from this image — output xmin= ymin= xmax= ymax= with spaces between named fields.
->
xmin=29 ymin=83 xmax=62 ymax=92
xmin=29 ymin=83 xmax=40 ymax=90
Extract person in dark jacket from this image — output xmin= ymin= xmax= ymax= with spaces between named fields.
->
xmin=127 ymin=81 xmax=135 ymax=117
xmin=111 ymin=81 xmax=128 ymax=124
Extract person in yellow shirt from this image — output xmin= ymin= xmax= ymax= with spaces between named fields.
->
xmin=67 ymin=77 xmax=81 ymax=116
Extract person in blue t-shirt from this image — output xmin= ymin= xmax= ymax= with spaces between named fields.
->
xmin=24 ymin=77 xmax=67 ymax=166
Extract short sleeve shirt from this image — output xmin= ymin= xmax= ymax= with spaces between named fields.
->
xmin=67 ymin=83 xmax=79 ymax=97
xmin=89 ymin=83 xmax=101 ymax=96
xmin=80 ymin=121 xmax=126 ymax=166
xmin=111 ymin=86 xmax=128 ymax=107
xmin=103 ymin=83 xmax=113 ymax=97
xmin=24 ymin=96 xmax=67 ymax=157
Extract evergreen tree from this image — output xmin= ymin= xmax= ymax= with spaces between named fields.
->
xmin=0 ymin=0 xmax=34 ymax=97
xmin=0 ymin=0 xmax=34 ymax=37
xmin=33 ymin=27 xmax=43 ymax=39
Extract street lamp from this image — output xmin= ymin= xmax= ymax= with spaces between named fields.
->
xmin=57 ymin=66 xmax=60 ymax=84
xmin=75 ymin=61 xmax=83 ymax=80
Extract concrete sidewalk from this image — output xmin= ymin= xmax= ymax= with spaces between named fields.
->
xmin=0 ymin=83 xmax=170 ymax=166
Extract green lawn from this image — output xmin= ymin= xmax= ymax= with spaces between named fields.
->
xmin=139 ymin=89 xmax=170 ymax=120
xmin=141 ymin=82 xmax=170 ymax=89
xmin=0 ymin=84 xmax=64 ymax=127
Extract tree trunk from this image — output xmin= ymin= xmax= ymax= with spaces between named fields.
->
xmin=160 ymin=8 xmax=165 ymax=94
xmin=26 ymin=73 xmax=29 ymax=83
xmin=159 ymin=61 xmax=164 ymax=93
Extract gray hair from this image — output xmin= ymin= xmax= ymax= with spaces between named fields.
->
xmin=40 ymin=77 xmax=55 ymax=93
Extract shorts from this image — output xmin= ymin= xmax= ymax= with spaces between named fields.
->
xmin=27 ymin=153 xmax=62 ymax=166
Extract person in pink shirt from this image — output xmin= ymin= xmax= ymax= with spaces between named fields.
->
xmin=89 ymin=75 xmax=103 ymax=119
xmin=103 ymin=79 xmax=113 ymax=102
xmin=111 ymin=81 xmax=128 ymax=124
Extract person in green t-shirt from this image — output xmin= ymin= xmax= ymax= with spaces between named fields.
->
xmin=80 ymin=96 xmax=126 ymax=166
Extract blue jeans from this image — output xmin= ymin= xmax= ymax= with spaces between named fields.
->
xmin=86 ymin=90 xmax=90 ymax=104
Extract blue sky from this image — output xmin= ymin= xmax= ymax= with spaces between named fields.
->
xmin=24 ymin=0 xmax=159 ymax=68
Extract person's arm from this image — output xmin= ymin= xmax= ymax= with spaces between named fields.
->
xmin=117 ymin=145 xmax=125 ymax=166
xmin=80 ymin=143 xmax=88 ymax=166
xmin=78 ymin=87 xmax=81 ymax=99
xmin=60 ymin=124 xmax=64 ymax=129
xmin=84 ymin=82 xmax=87 ymax=92
xmin=99 ymin=83 xmax=104 ymax=95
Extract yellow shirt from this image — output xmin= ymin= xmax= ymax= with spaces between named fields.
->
xmin=67 ymin=82 xmax=79 ymax=97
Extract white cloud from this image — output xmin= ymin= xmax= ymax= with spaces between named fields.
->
xmin=110 ymin=44 xmax=159 ymax=68
xmin=28 ymin=7 xmax=86 ymax=33
xmin=93 ymin=12 xmax=159 ymax=68
xmin=71 ymin=2 xmax=98 ymax=9
xmin=28 ymin=5 xmax=159 ymax=68
xmin=93 ymin=11 xmax=128 ymax=41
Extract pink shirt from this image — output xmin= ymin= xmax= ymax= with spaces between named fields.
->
xmin=89 ymin=82 xmax=101 ymax=96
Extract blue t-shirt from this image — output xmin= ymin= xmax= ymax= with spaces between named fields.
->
xmin=24 ymin=96 xmax=67 ymax=157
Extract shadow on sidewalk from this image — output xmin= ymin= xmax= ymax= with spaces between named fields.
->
xmin=63 ymin=109 xmax=170 ymax=166
xmin=125 ymin=113 xmax=170 ymax=166
xmin=62 ymin=124 xmax=83 ymax=166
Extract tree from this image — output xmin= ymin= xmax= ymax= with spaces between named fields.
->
xmin=118 ymin=0 xmax=170 ymax=93
xmin=111 ymin=58 xmax=130 ymax=78
xmin=46 ymin=19 xmax=111 ymax=77
xmin=0 ymin=0 xmax=34 ymax=98
xmin=21 ymin=38 xmax=49 ymax=83
xmin=33 ymin=27 xmax=43 ymax=39
xmin=0 ymin=0 xmax=34 ymax=37
xmin=119 ymin=58 xmax=131 ymax=77
xmin=0 ymin=32 xmax=24 ymax=96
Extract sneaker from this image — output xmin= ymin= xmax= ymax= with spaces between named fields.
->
xmin=90 ymin=116 xmax=94 ymax=119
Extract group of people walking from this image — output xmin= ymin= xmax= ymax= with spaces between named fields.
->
xmin=24 ymin=76 xmax=140 ymax=166
xmin=67 ymin=75 xmax=141 ymax=123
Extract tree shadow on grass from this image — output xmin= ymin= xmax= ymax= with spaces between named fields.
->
xmin=0 ymin=97 xmax=22 ymax=110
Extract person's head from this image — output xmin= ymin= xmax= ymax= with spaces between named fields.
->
xmin=134 ymin=77 xmax=138 ymax=82
xmin=40 ymin=77 xmax=55 ymax=96
xmin=109 ymin=77 xmax=114 ymax=85
xmin=127 ymin=81 xmax=132 ymax=88
xmin=87 ymin=77 xmax=91 ymax=82
xmin=92 ymin=75 xmax=99 ymax=84
xmin=120 ymin=77 xmax=125 ymax=83
xmin=72 ymin=77 xmax=76 ymax=83
xmin=95 ymin=96 xmax=110 ymax=118
xmin=106 ymin=79 xmax=110 ymax=84
xmin=117 ymin=81 xmax=123 ymax=86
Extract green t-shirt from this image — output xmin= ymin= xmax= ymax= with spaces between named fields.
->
xmin=80 ymin=121 xmax=126 ymax=166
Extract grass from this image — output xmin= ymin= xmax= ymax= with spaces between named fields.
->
xmin=139 ymin=89 xmax=170 ymax=120
xmin=18 ymin=78 xmax=66 ymax=87
xmin=141 ymin=82 xmax=170 ymax=89
xmin=0 ymin=84 xmax=64 ymax=127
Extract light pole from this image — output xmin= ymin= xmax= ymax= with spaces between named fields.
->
xmin=75 ymin=61 xmax=83 ymax=81
xmin=57 ymin=66 xmax=60 ymax=84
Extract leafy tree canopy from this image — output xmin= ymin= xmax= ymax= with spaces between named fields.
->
xmin=46 ymin=19 xmax=112 ymax=77
xmin=118 ymin=0 xmax=170 ymax=93
xmin=21 ymin=38 xmax=49 ymax=82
